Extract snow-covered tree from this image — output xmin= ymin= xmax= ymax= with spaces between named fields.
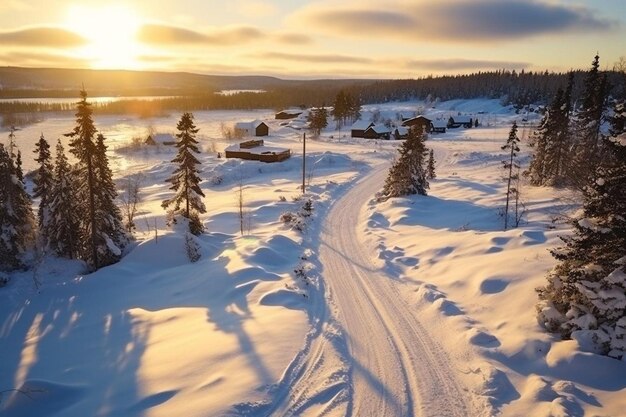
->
xmin=426 ymin=148 xmax=436 ymax=179
xmin=93 ymin=133 xmax=128 ymax=266
xmin=162 ymin=112 xmax=206 ymax=235
xmin=331 ymin=90 xmax=361 ymax=128
xmin=33 ymin=133 xmax=54 ymax=245
xmin=65 ymin=89 xmax=126 ymax=268
xmin=307 ymin=107 xmax=328 ymax=137
xmin=48 ymin=140 xmax=80 ymax=259
xmin=0 ymin=143 xmax=35 ymax=270
xmin=380 ymin=126 xmax=429 ymax=198
xmin=569 ymin=55 xmax=609 ymax=187
xmin=502 ymin=121 xmax=521 ymax=230
xmin=537 ymin=124 xmax=626 ymax=359
xmin=528 ymin=88 xmax=570 ymax=186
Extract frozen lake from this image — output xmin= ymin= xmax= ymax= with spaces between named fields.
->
xmin=0 ymin=108 xmax=277 ymax=174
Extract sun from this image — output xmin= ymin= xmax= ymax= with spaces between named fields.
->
xmin=65 ymin=5 xmax=143 ymax=70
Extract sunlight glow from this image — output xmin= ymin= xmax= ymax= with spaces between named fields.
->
xmin=65 ymin=5 xmax=143 ymax=69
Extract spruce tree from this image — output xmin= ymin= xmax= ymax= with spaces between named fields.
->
xmin=307 ymin=107 xmax=328 ymax=137
xmin=0 ymin=144 xmax=35 ymax=270
xmin=537 ymin=126 xmax=626 ymax=359
xmin=426 ymin=149 xmax=436 ymax=179
xmin=65 ymin=88 xmax=99 ymax=267
xmin=570 ymin=55 xmax=608 ymax=187
xmin=33 ymin=133 xmax=54 ymax=245
xmin=65 ymin=88 xmax=126 ymax=268
xmin=162 ymin=112 xmax=206 ymax=235
xmin=528 ymin=88 xmax=570 ymax=186
xmin=380 ymin=127 xmax=429 ymax=198
xmin=502 ymin=122 xmax=521 ymax=230
xmin=93 ymin=133 xmax=127 ymax=266
xmin=48 ymin=140 xmax=80 ymax=259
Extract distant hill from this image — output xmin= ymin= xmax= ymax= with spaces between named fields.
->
xmin=0 ymin=67 xmax=362 ymax=98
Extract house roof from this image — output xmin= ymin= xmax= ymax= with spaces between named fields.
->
xmin=432 ymin=120 xmax=447 ymax=128
xmin=351 ymin=120 xmax=375 ymax=130
xmin=225 ymin=142 xmax=289 ymax=155
xmin=395 ymin=126 xmax=409 ymax=135
xmin=401 ymin=115 xmax=431 ymax=126
xmin=450 ymin=115 xmax=472 ymax=123
xmin=276 ymin=109 xmax=302 ymax=115
xmin=366 ymin=125 xmax=391 ymax=134
xmin=235 ymin=119 xmax=267 ymax=130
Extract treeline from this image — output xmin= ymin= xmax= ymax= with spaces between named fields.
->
xmin=1 ymin=68 xmax=624 ymax=119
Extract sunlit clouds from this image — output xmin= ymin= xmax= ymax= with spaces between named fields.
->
xmin=0 ymin=0 xmax=623 ymax=78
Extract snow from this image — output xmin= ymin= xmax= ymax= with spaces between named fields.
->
xmin=1 ymin=98 xmax=624 ymax=416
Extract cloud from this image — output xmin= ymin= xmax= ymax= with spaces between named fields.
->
xmin=137 ymin=24 xmax=266 ymax=45
xmin=0 ymin=50 xmax=89 ymax=67
xmin=137 ymin=24 xmax=208 ymax=44
xmin=293 ymin=0 xmax=617 ymax=43
xmin=273 ymin=32 xmax=312 ymax=45
xmin=251 ymin=51 xmax=371 ymax=64
xmin=406 ymin=58 xmax=529 ymax=71
xmin=0 ymin=27 xmax=87 ymax=47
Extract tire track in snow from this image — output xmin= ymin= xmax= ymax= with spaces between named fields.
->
xmin=233 ymin=161 xmax=472 ymax=416
xmin=320 ymin=163 xmax=471 ymax=417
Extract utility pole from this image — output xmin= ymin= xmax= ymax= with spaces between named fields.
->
xmin=302 ymin=132 xmax=306 ymax=194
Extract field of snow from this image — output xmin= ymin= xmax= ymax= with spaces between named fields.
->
xmin=1 ymin=99 xmax=624 ymax=416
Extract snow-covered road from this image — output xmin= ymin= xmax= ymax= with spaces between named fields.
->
xmin=316 ymin=164 xmax=471 ymax=417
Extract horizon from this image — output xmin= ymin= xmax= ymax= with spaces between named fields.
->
xmin=0 ymin=0 xmax=624 ymax=79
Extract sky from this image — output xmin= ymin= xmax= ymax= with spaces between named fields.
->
xmin=0 ymin=0 xmax=624 ymax=79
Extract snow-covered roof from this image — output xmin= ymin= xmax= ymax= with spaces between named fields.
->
xmin=225 ymin=142 xmax=289 ymax=155
xmin=367 ymin=125 xmax=391 ymax=134
xmin=451 ymin=115 xmax=472 ymax=123
xmin=351 ymin=120 xmax=375 ymax=130
xmin=432 ymin=120 xmax=447 ymax=128
xmin=395 ymin=126 xmax=409 ymax=135
xmin=235 ymin=119 xmax=266 ymax=130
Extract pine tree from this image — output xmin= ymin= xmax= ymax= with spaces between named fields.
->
xmin=162 ymin=112 xmax=206 ymax=235
xmin=33 ymin=133 xmax=54 ymax=245
xmin=570 ymin=55 xmax=609 ymax=187
xmin=65 ymin=88 xmax=99 ymax=267
xmin=307 ymin=107 xmax=328 ymax=137
xmin=93 ymin=133 xmax=127 ymax=266
xmin=537 ymin=126 xmax=626 ymax=359
xmin=426 ymin=148 xmax=436 ymax=179
xmin=65 ymin=88 xmax=126 ymax=268
xmin=502 ymin=122 xmax=521 ymax=230
xmin=528 ymin=88 xmax=570 ymax=186
xmin=48 ymin=140 xmax=80 ymax=259
xmin=380 ymin=127 xmax=429 ymax=198
xmin=0 ymin=144 xmax=35 ymax=270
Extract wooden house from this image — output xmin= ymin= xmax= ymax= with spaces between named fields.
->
xmin=431 ymin=120 xmax=447 ymax=133
xmin=363 ymin=125 xmax=392 ymax=140
xmin=393 ymin=126 xmax=409 ymax=140
xmin=351 ymin=120 xmax=375 ymax=138
xmin=401 ymin=115 xmax=433 ymax=133
xmin=447 ymin=115 xmax=473 ymax=128
xmin=224 ymin=139 xmax=291 ymax=163
xmin=234 ymin=120 xmax=269 ymax=137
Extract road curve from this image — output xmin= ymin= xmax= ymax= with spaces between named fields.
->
xmin=318 ymin=163 xmax=471 ymax=417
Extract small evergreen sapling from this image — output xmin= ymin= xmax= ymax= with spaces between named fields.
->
xmin=162 ymin=112 xmax=206 ymax=235
xmin=502 ymin=122 xmax=521 ymax=230
xmin=426 ymin=149 xmax=436 ymax=179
